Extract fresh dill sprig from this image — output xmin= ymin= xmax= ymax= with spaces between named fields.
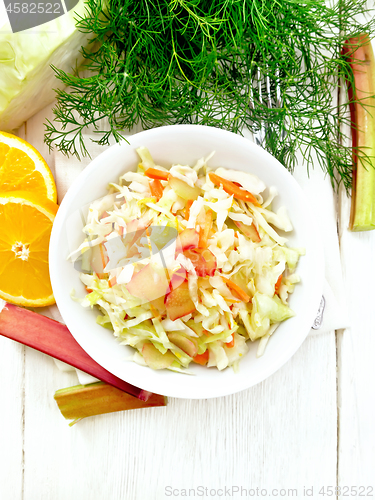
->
xmin=44 ymin=0 xmax=375 ymax=190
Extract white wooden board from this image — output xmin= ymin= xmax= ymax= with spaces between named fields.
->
xmin=0 ymin=337 xmax=24 ymax=500
xmin=337 ymin=190 xmax=375 ymax=495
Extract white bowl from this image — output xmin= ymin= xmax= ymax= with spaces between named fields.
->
xmin=49 ymin=125 xmax=324 ymax=399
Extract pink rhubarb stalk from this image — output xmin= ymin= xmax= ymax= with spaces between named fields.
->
xmin=0 ymin=300 xmax=151 ymax=401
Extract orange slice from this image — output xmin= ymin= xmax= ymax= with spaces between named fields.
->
xmin=0 ymin=191 xmax=58 ymax=307
xmin=0 ymin=131 xmax=57 ymax=203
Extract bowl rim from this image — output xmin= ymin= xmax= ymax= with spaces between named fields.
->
xmin=49 ymin=124 xmax=325 ymax=399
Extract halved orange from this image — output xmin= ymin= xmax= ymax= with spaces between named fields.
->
xmin=0 ymin=191 xmax=58 ymax=307
xmin=0 ymin=131 xmax=57 ymax=203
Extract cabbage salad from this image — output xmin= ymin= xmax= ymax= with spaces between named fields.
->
xmin=70 ymin=147 xmax=304 ymax=373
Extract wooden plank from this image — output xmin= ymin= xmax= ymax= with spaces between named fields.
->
xmin=337 ymin=188 xmax=375 ymax=492
xmin=24 ymin=105 xmax=56 ymax=179
xmin=0 ymin=336 xmax=24 ymax=500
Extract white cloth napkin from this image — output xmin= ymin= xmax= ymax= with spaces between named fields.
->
xmin=292 ymin=162 xmax=349 ymax=334
xmin=47 ymin=133 xmax=349 ymax=384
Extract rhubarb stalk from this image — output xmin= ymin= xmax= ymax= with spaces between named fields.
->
xmin=343 ymin=34 xmax=375 ymax=231
xmin=0 ymin=300 xmax=151 ymax=401
xmin=54 ymin=382 xmax=167 ymax=425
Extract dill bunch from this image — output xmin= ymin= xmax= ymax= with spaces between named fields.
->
xmin=44 ymin=0 xmax=375 ymax=189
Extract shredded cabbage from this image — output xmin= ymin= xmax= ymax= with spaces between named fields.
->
xmin=70 ymin=147 xmax=303 ymax=372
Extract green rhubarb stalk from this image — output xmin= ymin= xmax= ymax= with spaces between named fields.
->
xmin=343 ymin=34 xmax=375 ymax=231
xmin=54 ymin=382 xmax=167 ymax=425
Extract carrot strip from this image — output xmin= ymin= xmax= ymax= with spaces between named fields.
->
xmin=149 ymin=179 xmax=164 ymax=201
xmin=222 ymin=277 xmax=251 ymax=303
xmin=209 ymin=172 xmax=261 ymax=206
xmin=193 ymin=350 xmax=209 ymax=365
xmin=108 ymin=277 xmax=117 ymax=288
xmin=185 ymin=199 xmax=194 ymax=220
xmin=145 ymin=168 xmax=170 ymax=181
xmin=275 ymin=274 xmax=283 ymax=295
xmin=99 ymin=244 xmax=108 ymax=270
xmin=226 ymin=336 xmax=235 ymax=348
xmin=198 ymin=209 xmax=212 ymax=248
